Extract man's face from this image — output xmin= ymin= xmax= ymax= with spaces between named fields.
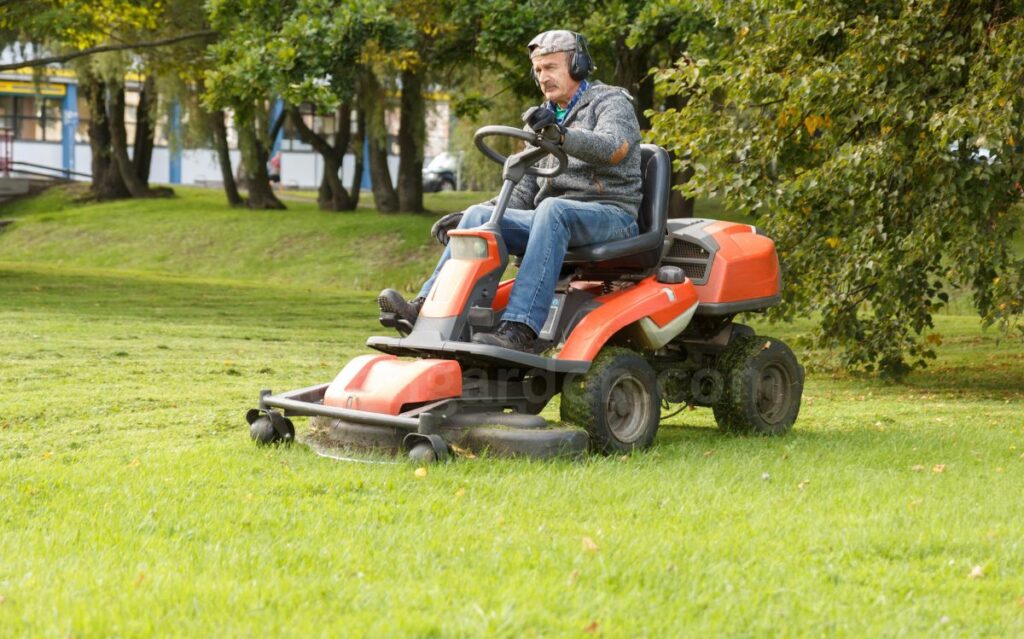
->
xmin=532 ymin=51 xmax=579 ymax=107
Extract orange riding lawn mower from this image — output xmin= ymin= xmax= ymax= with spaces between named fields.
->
xmin=246 ymin=125 xmax=804 ymax=462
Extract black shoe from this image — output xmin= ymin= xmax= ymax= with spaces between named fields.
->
xmin=471 ymin=321 xmax=537 ymax=351
xmin=378 ymin=289 xmax=425 ymax=324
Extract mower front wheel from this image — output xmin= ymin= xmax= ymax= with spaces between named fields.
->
xmin=713 ymin=335 xmax=803 ymax=436
xmin=560 ymin=347 xmax=660 ymax=454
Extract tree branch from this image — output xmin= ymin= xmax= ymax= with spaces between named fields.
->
xmin=0 ymin=30 xmax=216 ymax=72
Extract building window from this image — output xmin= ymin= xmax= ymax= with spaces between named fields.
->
xmin=75 ymin=93 xmax=90 ymax=143
xmin=0 ymin=95 xmax=63 ymax=142
xmin=74 ymin=88 xmax=157 ymax=146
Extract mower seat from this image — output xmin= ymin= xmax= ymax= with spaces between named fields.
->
xmin=562 ymin=144 xmax=670 ymax=271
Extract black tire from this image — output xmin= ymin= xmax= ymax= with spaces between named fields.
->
xmin=713 ymin=335 xmax=803 ymax=436
xmin=439 ymin=178 xmax=456 ymax=192
xmin=560 ymin=347 xmax=661 ymax=454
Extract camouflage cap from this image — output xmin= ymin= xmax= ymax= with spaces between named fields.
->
xmin=528 ymin=30 xmax=578 ymax=58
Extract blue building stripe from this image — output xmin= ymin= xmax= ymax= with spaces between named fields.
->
xmin=169 ymin=100 xmax=182 ymax=184
xmin=61 ymin=83 xmax=77 ymax=177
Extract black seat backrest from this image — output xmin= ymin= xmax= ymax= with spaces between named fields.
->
xmin=562 ymin=144 xmax=670 ymax=271
xmin=636 ymin=144 xmax=671 ymax=236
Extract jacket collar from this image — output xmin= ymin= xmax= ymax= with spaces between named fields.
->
xmin=547 ymin=79 xmax=589 ymax=124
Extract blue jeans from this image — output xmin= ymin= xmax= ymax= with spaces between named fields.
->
xmin=418 ymin=198 xmax=638 ymax=333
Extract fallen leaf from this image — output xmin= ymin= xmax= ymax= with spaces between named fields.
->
xmin=996 ymin=467 xmax=1004 ymax=473
xmin=703 ymin=450 xmax=714 ymax=458
xmin=932 ymin=464 xmax=946 ymax=474
xmin=969 ymin=565 xmax=984 ymax=579
xmin=449 ymin=443 xmax=476 ymax=459
xmin=128 ymin=458 xmax=141 ymax=468
xmin=798 ymin=479 xmax=810 ymax=490
xmin=42 ymin=451 xmax=53 ymax=460
xmin=133 ymin=572 xmax=146 ymax=587
xmin=761 ymin=472 xmax=771 ymax=481
xmin=1017 ymin=595 xmax=1024 ymax=608
xmin=414 ymin=467 xmax=428 ymax=478
xmin=582 ymin=537 xmax=600 ymax=552
xmin=583 ymin=621 xmax=599 ymax=633
xmin=454 ymin=487 xmax=466 ymax=498
xmin=566 ymin=569 xmax=580 ymax=586
xmin=911 ymin=464 xmax=925 ymax=472
xmin=618 ymin=454 xmax=629 ymax=462
xmin=0 ymin=594 xmax=5 ymax=604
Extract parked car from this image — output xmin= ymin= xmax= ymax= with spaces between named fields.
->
xmin=422 ymin=151 xmax=461 ymax=192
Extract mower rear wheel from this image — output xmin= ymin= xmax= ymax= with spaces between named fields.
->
xmin=713 ymin=335 xmax=803 ymax=436
xmin=560 ymin=347 xmax=660 ymax=454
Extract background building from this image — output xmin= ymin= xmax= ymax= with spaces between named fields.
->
xmin=0 ymin=56 xmax=450 ymax=190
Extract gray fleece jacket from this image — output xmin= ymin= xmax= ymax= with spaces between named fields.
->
xmin=496 ymin=82 xmax=643 ymax=216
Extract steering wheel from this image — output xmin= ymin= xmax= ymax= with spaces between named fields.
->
xmin=473 ymin=125 xmax=568 ymax=178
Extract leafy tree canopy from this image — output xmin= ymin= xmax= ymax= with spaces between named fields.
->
xmin=203 ymin=0 xmax=400 ymax=112
xmin=650 ymin=0 xmax=1024 ymax=376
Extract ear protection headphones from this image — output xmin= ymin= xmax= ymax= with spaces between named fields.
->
xmin=530 ymin=32 xmax=594 ymax=87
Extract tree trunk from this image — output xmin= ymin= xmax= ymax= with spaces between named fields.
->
xmin=368 ymin=133 xmax=398 ymax=212
xmin=107 ymin=79 xmax=150 ymax=197
xmin=362 ymin=71 xmax=399 ymax=213
xmin=396 ymin=69 xmax=425 ymax=213
xmin=132 ymin=74 xmax=156 ymax=187
xmin=614 ymin=40 xmax=654 ymax=130
xmin=210 ymin=109 xmax=243 ymax=206
xmin=236 ymin=106 xmax=285 ymax=210
xmin=287 ymin=104 xmax=353 ymax=211
xmin=82 ymin=71 xmax=129 ymax=200
xmin=349 ymin=107 xmax=365 ymax=210
xmin=664 ymin=92 xmax=695 ymax=218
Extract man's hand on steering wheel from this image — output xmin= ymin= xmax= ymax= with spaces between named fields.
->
xmin=524 ymin=107 xmax=566 ymax=145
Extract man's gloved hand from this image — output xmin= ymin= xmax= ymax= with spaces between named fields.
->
xmin=524 ymin=106 xmax=565 ymax=144
xmin=430 ymin=212 xmax=463 ymax=246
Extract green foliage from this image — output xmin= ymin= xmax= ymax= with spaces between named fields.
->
xmin=0 ymin=0 xmax=162 ymax=50
xmin=651 ymin=0 xmax=1024 ymax=376
xmin=203 ymin=0 xmax=397 ymax=111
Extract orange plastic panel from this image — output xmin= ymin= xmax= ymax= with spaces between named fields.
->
xmin=558 ymin=276 xmax=699 ymax=362
xmin=492 ymin=279 xmax=515 ymax=311
xmin=324 ymin=354 xmax=462 ymax=415
xmin=696 ymin=221 xmax=780 ymax=304
xmin=421 ymin=229 xmax=503 ymax=319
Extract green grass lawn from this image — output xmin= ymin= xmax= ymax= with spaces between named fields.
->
xmin=1 ymin=187 xmax=1023 ymax=637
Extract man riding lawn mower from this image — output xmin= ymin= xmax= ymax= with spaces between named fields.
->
xmin=246 ymin=30 xmax=804 ymax=461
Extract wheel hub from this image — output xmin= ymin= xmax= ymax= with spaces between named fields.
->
xmin=605 ymin=374 xmax=650 ymax=443
xmin=755 ymin=363 xmax=790 ymax=424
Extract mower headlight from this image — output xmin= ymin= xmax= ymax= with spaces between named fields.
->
xmin=450 ymin=236 xmax=489 ymax=260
